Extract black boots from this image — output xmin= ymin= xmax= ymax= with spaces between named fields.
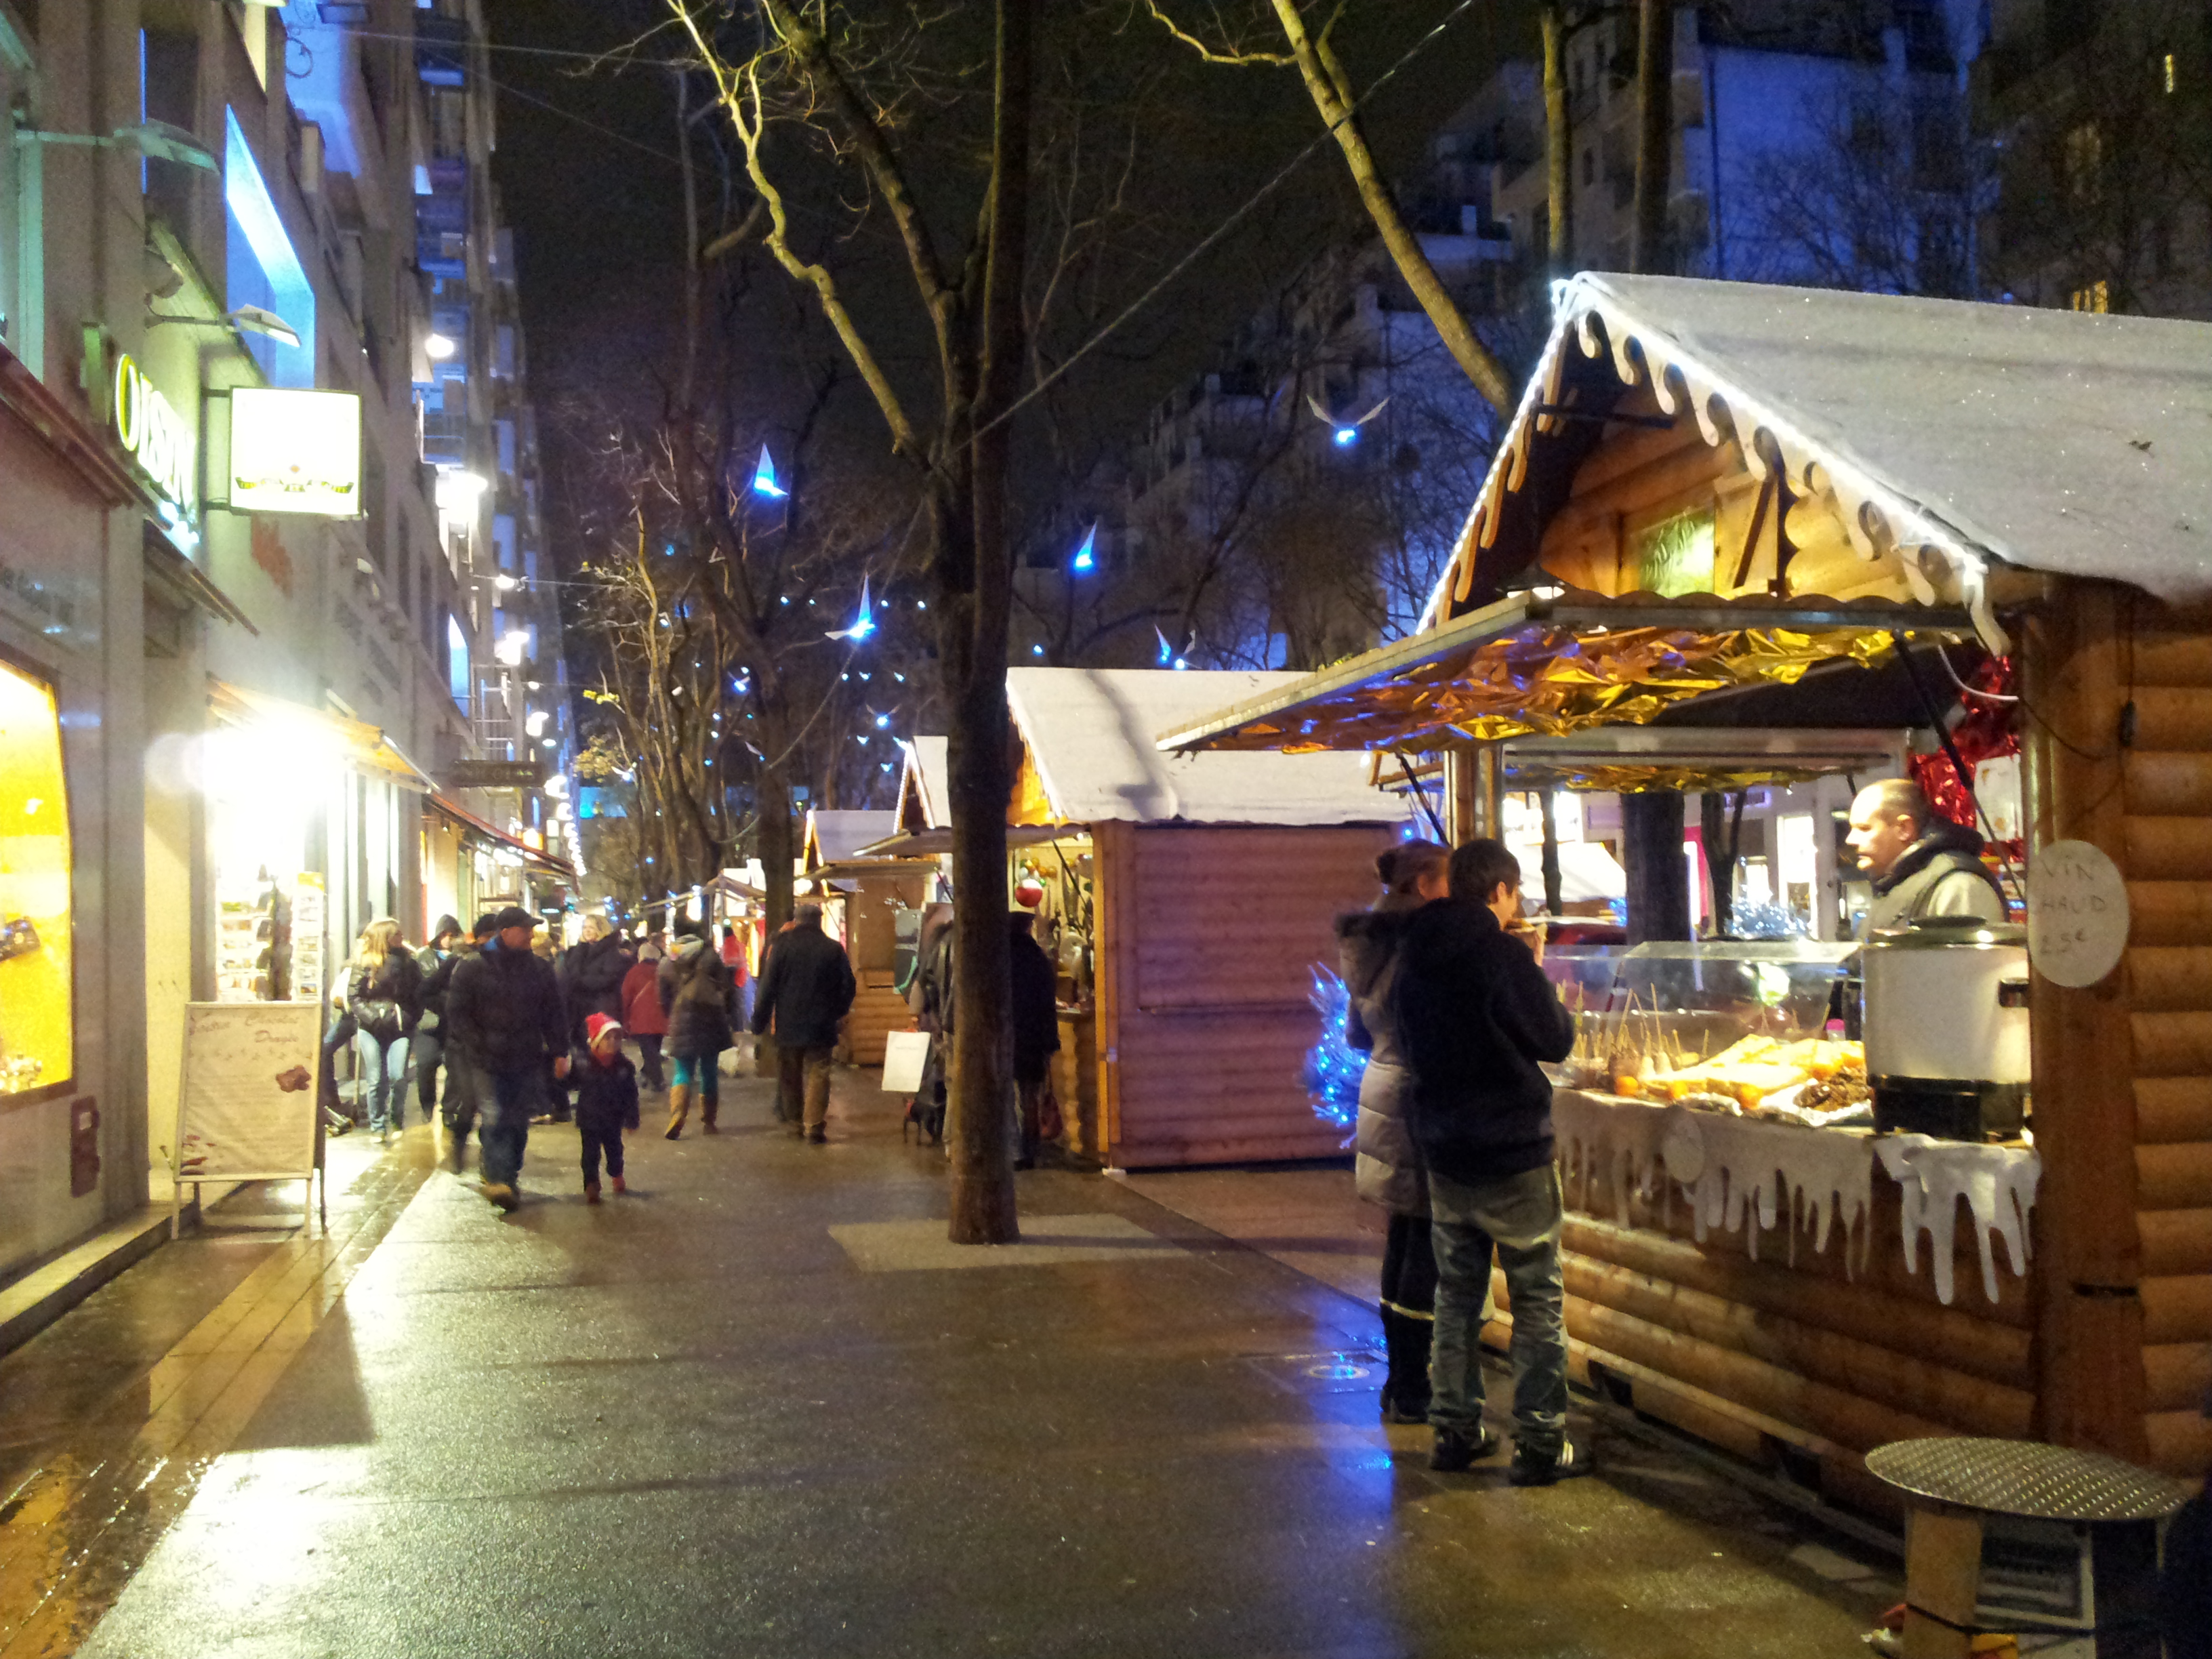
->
xmin=1378 ymin=1305 xmax=1434 ymax=1425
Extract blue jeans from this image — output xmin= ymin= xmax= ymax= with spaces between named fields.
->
xmin=479 ymin=1066 xmax=537 ymax=1187
xmin=356 ymin=1032 xmax=411 ymax=1134
xmin=1429 ymin=1164 xmax=1569 ymax=1457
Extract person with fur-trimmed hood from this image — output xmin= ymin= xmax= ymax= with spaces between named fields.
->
xmin=1336 ymin=838 xmax=1450 ymax=1426
xmin=657 ymin=919 xmax=733 ymax=1139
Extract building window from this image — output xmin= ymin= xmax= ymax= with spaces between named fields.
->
xmin=447 ymin=614 xmax=470 ymax=712
xmin=223 ymin=109 xmax=315 ymax=386
xmin=2070 ymin=280 xmax=2110 ymax=313
xmin=2062 ymin=121 xmax=2102 ymax=205
xmin=0 ymin=659 xmax=73 ymax=1101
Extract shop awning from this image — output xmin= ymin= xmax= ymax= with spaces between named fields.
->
xmin=209 ymin=678 xmax=436 ymax=788
xmin=856 ymin=824 xmax=1084 ymax=859
xmin=1157 ymin=590 xmax=1971 ymax=756
xmin=424 ymin=791 xmax=577 ymax=880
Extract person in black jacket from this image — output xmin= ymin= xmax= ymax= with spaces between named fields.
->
xmin=412 ymin=915 xmax=464 ymax=1124
xmin=657 ymin=922 xmax=734 ymax=1139
xmin=748 ymin=905 xmax=855 ymax=1144
xmin=1395 ymin=838 xmax=1584 ymax=1486
xmin=1008 ymin=912 xmax=1061 ymax=1169
xmin=446 ymin=906 xmax=569 ymax=1212
xmin=574 ymin=1012 xmax=637 ymax=1204
xmin=347 ymin=918 xmax=425 ymax=1145
xmin=422 ymin=914 xmax=496 ymax=1167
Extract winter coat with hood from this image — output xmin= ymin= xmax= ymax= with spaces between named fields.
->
xmin=1862 ymin=818 xmax=2008 ymax=935
xmin=1336 ymin=894 xmax=1428 ymax=1215
xmin=657 ymin=934 xmax=733 ymax=1060
xmin=1395 ymin=897 xmax=1577 ymax=1190
xmin=559 ymin=931 xmax=633 ymax=1042
xmin=1008 ymin=924 xmax=1061 ymax=1082
xmin=748 ymin=916 xmax=856 ymax=1051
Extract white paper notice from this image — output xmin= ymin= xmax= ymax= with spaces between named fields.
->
xmin=174 ymin=1002 xmax=323 ymax=1182
xmin=2027 ymin=838 xmax=2129 ymax=989
xmin=881 ymin=1029 xmax=933 ymax=1093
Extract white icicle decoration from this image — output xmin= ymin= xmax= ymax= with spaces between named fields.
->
xmin=1874 ymin=1134 xmax=2042 ymax=1307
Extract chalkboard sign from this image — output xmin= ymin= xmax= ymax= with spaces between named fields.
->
xmin=172 ymin=1002 xmax=323 ymax=1234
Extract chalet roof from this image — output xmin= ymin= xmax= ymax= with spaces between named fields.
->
xmin=804 ymin=808 xmax=898 ymax=869
xmin=1434 ymin=273 xmax=2212 ymax=616
xmin=1005 ymin=668 xmax=1399 ymax=826
xmin=896 ymin=736 xmax=949 ymax=831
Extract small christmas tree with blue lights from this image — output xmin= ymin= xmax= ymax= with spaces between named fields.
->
xmin=1303 ymin=965 xmax=1366 ymax=1134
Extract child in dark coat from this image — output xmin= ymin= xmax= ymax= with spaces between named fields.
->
xmin=577 ymin=1013 xmax=637 ymax=1204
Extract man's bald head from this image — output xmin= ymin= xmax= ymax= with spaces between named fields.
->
xmin=1846 ymin=778 xmax=1933 ymax=880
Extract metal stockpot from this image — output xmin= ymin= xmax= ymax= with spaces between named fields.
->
xmin=1862 ymin=916 xmax=2030 ymax=1140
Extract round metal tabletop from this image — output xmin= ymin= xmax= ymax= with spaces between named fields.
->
xmin=1864 ymin=1437 xmax=2190 ymax=1523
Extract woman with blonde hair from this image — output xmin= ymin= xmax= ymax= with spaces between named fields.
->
xmin=348 ymin=917 xmax=425 ymax=1145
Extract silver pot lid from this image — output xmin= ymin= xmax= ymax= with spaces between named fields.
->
xmin=1867 ymin=916 xmax=2027 ymax=951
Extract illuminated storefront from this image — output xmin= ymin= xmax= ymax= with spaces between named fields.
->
xmin=0 ymin=660 xmax=73 ymax=1102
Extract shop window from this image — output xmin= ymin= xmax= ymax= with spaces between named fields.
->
xmin=0 ymin=659 xmax=71 ymax=1101
xmin=2070 ymin=279 xmax=2109 ymax=314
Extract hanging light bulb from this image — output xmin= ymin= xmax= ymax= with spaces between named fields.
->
xmin=751 ymin=444 xmax=788 ymax=499
xmin=825 ymin=576 xmax=876 ymax=642
xmin=1071 ymin=524 xmax=1097 ymax=572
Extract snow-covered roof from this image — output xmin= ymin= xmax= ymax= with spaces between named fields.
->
xmin=897 ymin=736 xmax=949 ymax=831
xmin=1446 ymin=273 xmax=2212 ymax=606
xmin=1006 ymin=668 xmax=1400 ymax=827
xmin=805 ymin=808 xmax=898 ymax=867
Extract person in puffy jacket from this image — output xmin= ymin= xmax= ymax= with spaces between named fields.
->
xmin=1008 ymin=912 xmax=1061 ymax=1168
xmin=559 ymin=915 xmax=633 ymax=1048
xmin=748 ymin=905 xmax=855 ymax=1144
xmin=574 ymin=1012 xmax=637 ymax=1204
xmin=446 ymin=907 xmax=569 ymax=1212
xmin=620 ymin=943 xmax=669 ymax=1091
xmin=347 ymin=918 xmax=424 ymax=1145
xmin=658 ymin=924 xmax=733 ymax=1139
xmin=1334 ymin=838 xmax=1448 ymax=1424
xmin=412 ymin=915 xmax=464 ymax=1123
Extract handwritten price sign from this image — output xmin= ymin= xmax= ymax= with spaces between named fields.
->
xmin=2027 ymin=839 xmax=2129 ymax=989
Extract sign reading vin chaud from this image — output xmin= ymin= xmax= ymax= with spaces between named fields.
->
xmin=228 ymin=387 xmax=362 ymax=516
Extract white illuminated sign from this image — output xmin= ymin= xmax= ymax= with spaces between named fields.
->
xmin=228 ymin=387 xmax=363 ymax=516
xmin=112 ymin=353 xmax=198 ymax=527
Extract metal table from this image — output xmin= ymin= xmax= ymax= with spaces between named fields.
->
xmin=1865 ymin=1437 xmax=2191 ymax=1659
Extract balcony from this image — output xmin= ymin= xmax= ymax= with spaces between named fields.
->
xmin=416 ymin=16 xmax=470 ymax=88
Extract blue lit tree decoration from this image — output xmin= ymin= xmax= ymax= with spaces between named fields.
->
xmin=1302 ymin=964 xmax=1366 ymax=1135
xmin=1071 ymin=524 xmax=1097 ymax=571
xmin=1305 ymin=392 xmax=1391 ymax=448
xmin=825 ymin=575 xmax=876 ymax=641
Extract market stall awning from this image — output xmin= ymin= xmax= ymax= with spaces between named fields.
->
xmin=209 ymin=678 xmax=436 ymax=789
xmin=1492 ymin=724 xmax=1908 ymax=794
xmin=856 ymin=823 xmax=1082 ymax=859
xmin=805 ymin=857 xmax=939 ymax=883
xmin=1158 ymin=590 xmax=1969 ymax=755
xmin=425 ymin=791 xmax=577 ymax=880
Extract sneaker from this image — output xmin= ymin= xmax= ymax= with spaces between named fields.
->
xmin=610 ymin=1175 xmax=627 ymax=1195
xmin=480 ymin=1182 xmax=520 ymax=1213
xmin=1509 ymin=1435 xmax=1593 ymax=1487
xmin=1429 ymin=1426 xmax=1502 ymax=1471
xmin=583 ymin=1183 xmax=601 ymax=1205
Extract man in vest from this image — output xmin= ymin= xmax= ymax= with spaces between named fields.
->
xmin=1845 ymin=778 xmax=2007 ymax=935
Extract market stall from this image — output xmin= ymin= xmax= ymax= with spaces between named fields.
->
xmin=802 ymin=808 xmax=930 ymax=1065
xmin=1161 ymin=273 xmax=2212 ymax=1486
xmin=1003 ymin=668 xmax=1406 ymax=1168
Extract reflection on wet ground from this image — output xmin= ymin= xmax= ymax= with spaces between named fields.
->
xmin=6 ymin=1071 xmax=1893 ymax=1658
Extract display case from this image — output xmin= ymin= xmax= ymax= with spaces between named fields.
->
xmin=1555 ymin=940 xmax=1865 ymax=1120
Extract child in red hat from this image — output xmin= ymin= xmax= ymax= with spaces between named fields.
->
xmin=577 ymin=1012 xmax=638 ymax=1203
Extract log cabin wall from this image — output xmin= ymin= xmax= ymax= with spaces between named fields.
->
xmin=1092 ymin=822 xmax=1395 ymax=1169
xmin=2109 ymin=596 xmax=2212 ymax=1478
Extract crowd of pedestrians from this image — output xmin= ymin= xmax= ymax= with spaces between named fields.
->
xmin=316 ymin=902 xmax=848 ymax=1214
xmin=1338 ymin=836 xmax=1586 ymax=1488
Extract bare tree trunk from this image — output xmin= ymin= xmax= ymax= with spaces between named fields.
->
xmin=1631 ymin=0 xmax=1675 ymax=274
xmin=1264 ymin=0 xmax=1515 ymax=413
xmin=1538 ymin=787 xmax=1564 ymax=917
xmin=1622 ymin=790 xmax=1690 ymax=943
xmin=1541 ymin=3 xmax=1572 ymax=276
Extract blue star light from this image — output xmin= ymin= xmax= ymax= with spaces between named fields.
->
xmin=826 ymin=577 xmax=876 ymax=642
xmin=751 ymin=445 xmax=788 ymax=499
xmin=1333 ymin=426 xmax=1359 ymax=447
xmin=1071 ymin=525 xmax=1097 ymax=572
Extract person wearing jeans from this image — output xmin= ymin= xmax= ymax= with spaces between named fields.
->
xmin=747 ymin=905 xmax=855 ymax=1144
xmin=1427 ymin=1165 xmax=1570 ymax=1466
xmin=1395 ymin=838 xmax=1585 ymax=1486
xmin=346 ymin=918 xmax=424 ymax=1146
xmin=445 ymin=907 xmax=569 ymax=1213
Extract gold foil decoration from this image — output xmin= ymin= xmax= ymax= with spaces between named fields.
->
xmin=1216 ymin=620 xmax=1900 ymax=754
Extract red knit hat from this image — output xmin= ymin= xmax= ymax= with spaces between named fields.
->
xmin=585 ymin=1013 xmax=624 ymax=1048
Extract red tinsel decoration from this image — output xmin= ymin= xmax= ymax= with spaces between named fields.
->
xmin=1906 ymin=654 xmax=2022 ymax=858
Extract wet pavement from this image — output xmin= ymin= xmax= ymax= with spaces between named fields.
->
xmin=2 ymin=1069 xmax=1900 ymax=1658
